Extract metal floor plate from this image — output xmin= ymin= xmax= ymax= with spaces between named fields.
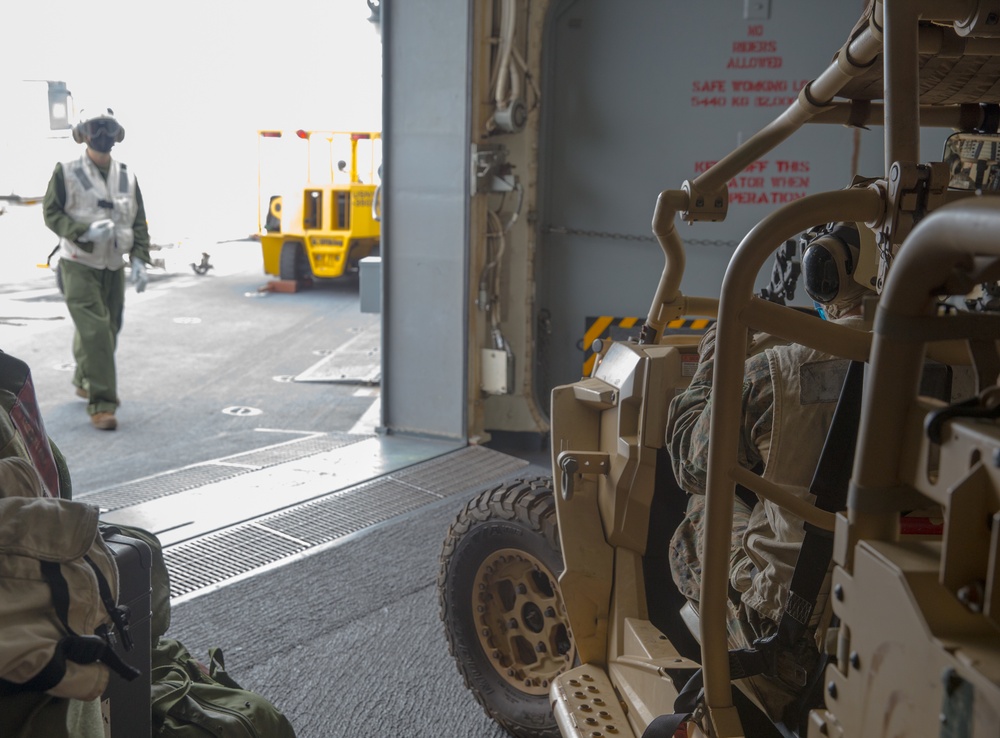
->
xmin=162 ymin=444 xmax=529 ymax=601
xmin=295 ymin=328 xmax=380 ymax=384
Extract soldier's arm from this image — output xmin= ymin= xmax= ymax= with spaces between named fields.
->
xmin=42 ymin=164 xmax=89 ymax=242
xmin=666 ymin=340 xmax=771 ymax=495
xmin=129 ymin=179 xmax=152 ymax=266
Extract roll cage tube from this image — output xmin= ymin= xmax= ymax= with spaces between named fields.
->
xmin=852 ymin=198 xmax=1000 ymax=545
xmin=699 ymin=188 xmax=883 ymax=736
xmin=643 ymin=0 xmax=1000 ymax=347
xmin=634 ymin=1 xmax=997 ymax=736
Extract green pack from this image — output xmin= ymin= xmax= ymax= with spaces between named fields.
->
xmin=151 ymin=638 xmax=296 ymax=738
xmin=0 ymin=354 xmax=102 ymax=738
xmin=0 ymin=352 xmax=297 ymax=738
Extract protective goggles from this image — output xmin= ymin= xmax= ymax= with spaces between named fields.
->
xmin=83 ymin=118 xmax=123 ymax=139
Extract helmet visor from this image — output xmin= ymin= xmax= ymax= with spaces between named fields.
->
xmin=83 ymin=118 xmax=122 ymax=140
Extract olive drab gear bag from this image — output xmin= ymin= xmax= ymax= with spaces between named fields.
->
xmin=0 ymin=458 xmax=140 ymax=700
xmin=102 ymin=525 xmax=297 ymax=737
xmin=150 ymin=638 xmax=297 ymax=738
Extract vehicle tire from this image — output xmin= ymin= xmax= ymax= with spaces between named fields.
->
xmin=279 ymin=241 xmax=308 ymax=281
xmin=438 ymin=477 xmax=575 ymax=738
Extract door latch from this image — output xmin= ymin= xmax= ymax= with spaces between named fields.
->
xmin=557 ymin=451 xmax=610 ymax=500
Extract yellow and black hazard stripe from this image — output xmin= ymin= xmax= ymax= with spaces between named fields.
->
xmin=581 ymin=316 xmax=714 ymax=375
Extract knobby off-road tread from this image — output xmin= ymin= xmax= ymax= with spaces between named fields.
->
xmin=439 ymin=477 xmax=557 ymax=571
xmin=438 ymin=477 xmax=561 ymax=738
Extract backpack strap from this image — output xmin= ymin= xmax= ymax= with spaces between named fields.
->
xmin=84 ymin=555 xmax=134 ymax=652
xmin=0 ymin=558 xmax=140 ymax=695
xmin=41 ymin=560 xmax=75 ymax=635
xmin=0 ymin=634 xmax=140 ymax=696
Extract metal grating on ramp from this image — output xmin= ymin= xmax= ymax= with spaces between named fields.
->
xmin=165 ymin=446 xmax=530 ymax=600
xmin=222 ymin=434 xmax=362 ymax=467
xmin=81 ymin=465 xmax=250 ymax=512
xmin=80 ymin=433 xmax=367 ymax=512
xmin=166 ymin=527 xmax=309 ymax=596
xmin=392 ymin=444 xmax=534 ymax=497
xmin=262 ymin=478 xmax=436 ymax=545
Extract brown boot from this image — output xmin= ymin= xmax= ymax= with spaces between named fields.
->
xmin=90 ymin=412 xmax=117 ymax=431
xmin=75 ymin=386 xmax=88 ymax=399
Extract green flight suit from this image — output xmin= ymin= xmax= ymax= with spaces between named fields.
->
xmin=41 ymin=159 xmax=150 ymax=417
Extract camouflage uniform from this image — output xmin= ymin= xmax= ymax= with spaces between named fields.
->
xmin=665 ymin=325 xmax=772 ymax=614
xmin=665 ymin=318 xmax=867 ymax=716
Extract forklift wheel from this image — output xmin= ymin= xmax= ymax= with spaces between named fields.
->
xmin=438 ymin=477 xmax=574 ymax=738
xmin=278 ymin=241 xmax=309 ymax=281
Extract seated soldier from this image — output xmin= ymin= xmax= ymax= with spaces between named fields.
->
xmin=664 ymin=222 xmax=873 ymax=718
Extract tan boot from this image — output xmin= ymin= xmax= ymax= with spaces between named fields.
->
xmin=90 ymin=412 xmax=117 ymax=431
xmin=77 ymin=386 xmax=122 ymax=404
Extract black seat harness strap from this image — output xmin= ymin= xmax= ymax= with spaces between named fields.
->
xmin=775 ymin=359 xmax=863 ymax=647
xmin=726 ymin=360 xmax=864 ymax=684
xmin=643 ymin=361 xmax=864 ymax=735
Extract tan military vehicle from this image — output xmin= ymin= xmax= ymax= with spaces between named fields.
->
xmin=439 ymin=1 xmax=1000 ymax=736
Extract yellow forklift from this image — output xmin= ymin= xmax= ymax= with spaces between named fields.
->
xmin=257 ymin=129 xmax=381 ymax=282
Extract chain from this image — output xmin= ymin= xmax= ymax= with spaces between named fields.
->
xmin=545 ymin=225 xmax=738 ymax=248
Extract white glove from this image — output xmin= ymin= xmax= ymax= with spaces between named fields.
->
xmin=131 ymin=259 xmax=148 ymax=293
xmin=82 ymin=219 xmax=114 ymax=242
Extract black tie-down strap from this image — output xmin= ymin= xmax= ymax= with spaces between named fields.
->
xmin=641 ymin=649 xmax=775 ymax=738
xmin=641 ymin=669 xmax=704 ymax=738
xmin=643 ymin=713 xmax=690 ymax=738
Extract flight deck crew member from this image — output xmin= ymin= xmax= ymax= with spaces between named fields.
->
xmin=42 ymin=107 xmax=151 ymax=431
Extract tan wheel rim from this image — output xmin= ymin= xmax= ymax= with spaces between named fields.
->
xmin=473 ymin=547 xmax=575 ymax=695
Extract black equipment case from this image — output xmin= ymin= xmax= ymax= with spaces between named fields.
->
xmin=101 ymin=530 xmax=153 ymax=738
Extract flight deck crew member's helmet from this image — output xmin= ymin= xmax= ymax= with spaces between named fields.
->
xmin=72 ymin=107 xmax=125 ymax=153
xmin=801 ymin=222 xmax=871 ymax=318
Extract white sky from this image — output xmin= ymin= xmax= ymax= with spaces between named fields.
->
xmin=0 ymin=0 xmax=382 ymax=244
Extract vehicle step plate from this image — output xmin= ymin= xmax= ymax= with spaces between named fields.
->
xmin=552 ymin=665 xmax=636 ymax=738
